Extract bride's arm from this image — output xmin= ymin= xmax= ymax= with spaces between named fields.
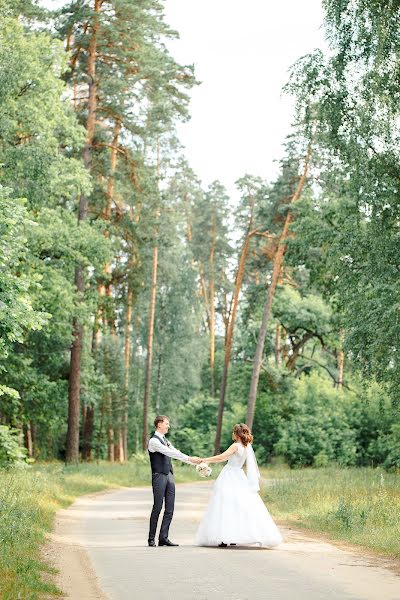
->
xmin=202 ymin=443 xmax=239 ymax=464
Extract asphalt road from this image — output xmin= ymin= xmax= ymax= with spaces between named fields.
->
xmin=49 ymin=481 xmax=400 ymax=600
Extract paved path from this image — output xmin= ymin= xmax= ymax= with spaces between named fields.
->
xmin=48 ymin=482 xmax=400 ymax=600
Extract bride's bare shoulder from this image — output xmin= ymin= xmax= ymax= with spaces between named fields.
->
xmin=229 ymin=442 xmax=241 ymax=452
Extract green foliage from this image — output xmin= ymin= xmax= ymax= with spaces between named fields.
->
xmin=274 ymin=375 xmax=358 ymax=467
xmin=172 ymin=394 xmax=219 ymax=456
xmin=273 ymin=286 xmax=332 ymax=339
xmin=0 ymin=10 xmax=112 ymax=458
xmin=0 ymin=0 xmax=47 ymax=19
xmin=172 ymin=392 xmax=245 ymax=456
xmin=0 ymin=186 xmax=48 ymax=359
xmin=251 ymin=389 xmax=292 ymax=463
xmin=0 ymin=425 xmax=28 ymax=468
xmin=242 ymin=370 xmax=399 ymax=470
xmin=286 ymin=0 xmax=400 ymax=398
xmin=0 ymin=16 xmax=89 ymax=206
xmin=374 ymin=424 xmax=400 ymax=472
xmin=151 ymin=207 xmax=206 ymax=413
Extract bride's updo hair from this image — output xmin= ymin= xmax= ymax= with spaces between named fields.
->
xmin=232 ymin=423 xmax=253 ymax=446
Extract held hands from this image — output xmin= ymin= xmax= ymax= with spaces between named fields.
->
xmin=188 ymin=456 xmax=211 ymax=465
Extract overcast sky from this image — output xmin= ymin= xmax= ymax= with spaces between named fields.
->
xmin=164 ymin=0 xmax=326 ymax=199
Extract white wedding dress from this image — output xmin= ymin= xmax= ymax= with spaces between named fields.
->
xmin=195 ymin=442 xmax=283 ymax=547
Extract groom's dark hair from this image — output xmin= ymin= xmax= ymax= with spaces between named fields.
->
xmin=154 ymin=415 xmax=170 ymax=428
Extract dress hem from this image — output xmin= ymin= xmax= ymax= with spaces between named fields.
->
xmin=196 ymin=538 xmax=282 ymax=548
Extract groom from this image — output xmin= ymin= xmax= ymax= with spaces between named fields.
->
xmin=148 ymin=415 xmax=201 ymax=547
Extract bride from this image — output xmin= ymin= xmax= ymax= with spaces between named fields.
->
xmin=195 ymin=423 xmax=283 ymax=548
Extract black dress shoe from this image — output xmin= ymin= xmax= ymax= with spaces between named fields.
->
xmin=148 ymin=540 xmax=156 ymax=547
xmin=218 ymin=542 xmax=227 ymax=547
xmin=158 ymin=538 xmax=179 ymax=547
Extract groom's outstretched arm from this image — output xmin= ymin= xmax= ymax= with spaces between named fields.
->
xmin=148 ymin=437 xmax=200 ymax=464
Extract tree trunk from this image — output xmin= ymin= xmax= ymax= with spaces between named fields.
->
xmin=143 ymin=142 xmax=161 ymax=450
xmin=119 ymin=431 xmax=124 ymax=463
xmin=114 ymin=440 xmax=120 ymax=462
xmin=337 ymin=331 xmax=345 ymax=389
xmin=209 ymin=274 xmax=215 ymax=397
xmin=96 ymin=399 xmax=105 ymax=462
xmin=246 ymin=151 xmax=310 ymax=428
xmin=209 ymin=215 xmax=216 ymax=397
xmin=198 ymin=261 xmax=210 ymax=327
xmin=66 ymin=1 xmax=101 ymax=465
xmin=105 ymin=120 xmax=121 ymax=459
xmin=337 ymin=350 xmax=344 ymax=388
xmin=82 ymin=405 xmax=95 ymax=461
xmin=286 ymin=331 xmax=314 ymax=370
xmin=92 ymin=288 xmax=103 ymax=353
xmin=101 ymin=308 xmax=116 ymax=463
xmin=184 ymin=191 xmax=192 ymax=242
xmin=282 ymin=327 xmax=288 ymax=363
xmin=108 ymin=119 xmax=121 ymax=204
xmin=24 ymin=422 xmax=33 ymax=459
xmin=155 ymin=352 xmax=162 ymax=414
xmin=108 ymin=299 xmax=118 ymax=462
xmin=142 ymin=244 xmax=158 ymax=449
xmin=84 ymin=287 xmax=104 ymax=461
xmin=66 ymin=315 xmax=83 ymax=464
xmin=107 ymin=392 xmax=114 ymax=462
xmin=214 ymin=228 xmax=254 ymax=453
xmin=275 ymin=324 xmax=281 ymax=367
xmin=253 ymin=249 xmax=260 ymax=285
xmin=122 ymin=281 xmax=133 ymax=461
xmin=102 ymin=118 xmax=119 ymax=346
xmin=82 ymin=401 xmax=87 ymax=446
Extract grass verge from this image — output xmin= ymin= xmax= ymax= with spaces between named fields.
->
xmin=262 ymin=465 xmax=400 ymax=558
xmin=4 ymin=459 xmax=397 ymax=598
xmin=0 ymin=456 xmax=198 ymax=600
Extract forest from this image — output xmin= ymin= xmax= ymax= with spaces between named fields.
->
xmin=1 ymin=0 xmax=400 ymax=475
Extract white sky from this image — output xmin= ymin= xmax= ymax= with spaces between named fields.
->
xmin=164 ymin=0 xmax=327 ymax=199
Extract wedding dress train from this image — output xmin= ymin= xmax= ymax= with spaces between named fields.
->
xmin=195 ymin=443 xmax=283 ymax=547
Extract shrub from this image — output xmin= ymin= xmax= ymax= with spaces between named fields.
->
xmin=382 ymin=424 xmax=400 ymax=471
xmin=0 ymin=425 xmax=28 ymax=468
xmin=273 ymin=373 xmax=358 ymax=467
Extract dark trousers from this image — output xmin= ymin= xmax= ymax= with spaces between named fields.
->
xmin=148 ymin=471 xmax=175 ymax=542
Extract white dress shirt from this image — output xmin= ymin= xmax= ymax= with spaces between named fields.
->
xmin=148 ymin=431 xmax=192 ymax=464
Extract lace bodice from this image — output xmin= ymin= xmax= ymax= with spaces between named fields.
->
xmin=227 ymin=443 xmax=247 ymax=468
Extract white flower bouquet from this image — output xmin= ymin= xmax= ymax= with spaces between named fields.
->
xmin=196 ymin=462 xmax=212 ymax=478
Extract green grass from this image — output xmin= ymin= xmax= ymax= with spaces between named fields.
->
xmin=0 ymin=455 xmax=198 ymax=600
xmin=262 ymin=465 xmax=400 ymax=558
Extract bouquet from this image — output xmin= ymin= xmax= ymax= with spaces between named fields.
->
xmin=196 ymin=462 xmax=212 ymax=478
